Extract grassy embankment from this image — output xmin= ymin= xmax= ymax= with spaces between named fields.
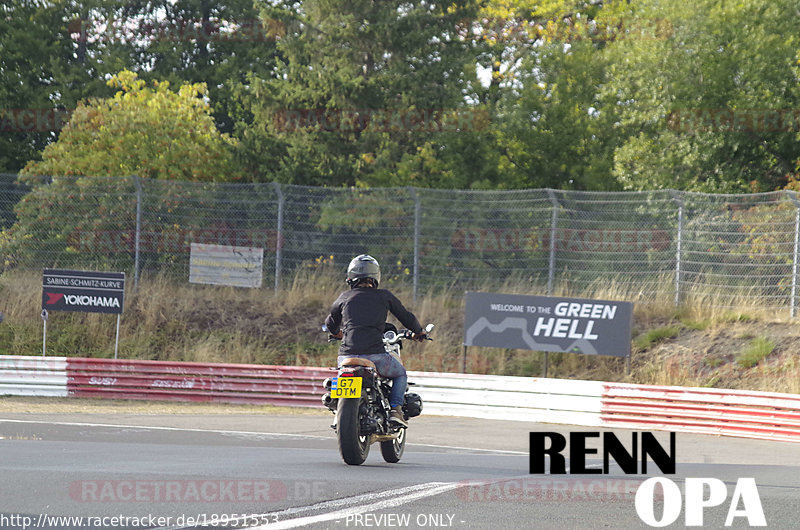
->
xmin=1 ymin=268 xmax=798 ymax=393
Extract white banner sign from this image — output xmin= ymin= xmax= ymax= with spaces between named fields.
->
xmin=189 ymin=243 xmax=264 ymax=288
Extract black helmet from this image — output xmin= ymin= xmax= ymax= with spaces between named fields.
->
xmin=346 ymin=254 xmax=381 ymax=287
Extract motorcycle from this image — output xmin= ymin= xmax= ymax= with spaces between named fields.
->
xmin=321 ymin=323 xmax=433 ymax=465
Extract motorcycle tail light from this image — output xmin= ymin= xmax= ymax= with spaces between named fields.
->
xmin=339 ymin=372 xmax=354 ymax=377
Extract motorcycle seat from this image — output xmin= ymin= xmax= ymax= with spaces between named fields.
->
xmin=340 ymin=357 xmax=376 ymax=369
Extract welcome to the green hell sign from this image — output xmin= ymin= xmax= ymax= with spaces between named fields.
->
xmin=464 ymin=292 xmax=633 ymax=357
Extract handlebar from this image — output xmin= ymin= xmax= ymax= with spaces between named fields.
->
xmin=322 ymin=324 xmax=434 ymax=343
xmin=384 ymin=324 xmax=434 ymax=344
xmin=321 ymin=324 xmax=340 ymax=342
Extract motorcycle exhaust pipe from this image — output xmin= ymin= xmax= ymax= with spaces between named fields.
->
xmin=321 ymin=392 xmax=338 ymax=411
xmin=369 ymin=432 xmax=401 ymax=443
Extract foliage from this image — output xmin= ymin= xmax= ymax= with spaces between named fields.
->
xmin=669 ymin=194 xmax=798 ymax=303
xmin=493 ymin=35 xmax=620 ymax=190
xmin=238 ymin=0 xmax=481 ymax=187
xmin=4 ymin=267 xmax=798 ymax=392
xmin=0 ymin=175 xmax=137 ymax=272
xmin=726 ymin=200 xmax=796 ymax=294
xmin=633 ymin=324 xmax=682 ymax=350
xmin=106 ymin=0 xmax=281 ymax=136
xmin=470 ymin=0 xmax=607 ymax=101
xmin=736 ymin=337 xmax=774 ymax=369
xmin=23 ymin=70 xmax=239 ymax=180
xmin=0 ymin=0 xmax=113 ymax=173
xmin=718 ymin=312 xmax=755 ymax=324
xmin=681 ymin=318 xmax=711 ymax=331
xmin=3 ymin=72 xmax=243 ymax=270
xmin=0 ymin=0 xmax=278 ymax=174
xmin=605 ymin=0 xmax=800 ymax=192
xmin=5 ymin=0 xmax=800 ymax=193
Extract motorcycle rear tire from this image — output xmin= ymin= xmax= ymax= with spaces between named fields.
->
xmin=337 ymin=397 xmax=370 ymax=465
xmin=380 ymin=426 xmax=406 ymax=463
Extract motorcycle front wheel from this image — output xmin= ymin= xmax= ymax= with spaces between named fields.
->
xmin=380 ymin=425 xmax=406 ymax=463
xmin=337 ymin=397 xmax=370 ymax=465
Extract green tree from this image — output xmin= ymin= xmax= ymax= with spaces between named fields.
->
xmin=605 ymin=0 xmax=800 ymax=192
xmin=2 ymin=71 xmax=242 ymax=271
xmin=493 ymin=34 xmax=620 ymax=190
xmin=106 ymin=0 xmax=281 ymax=136
xmin=469 ymin=0 xmax=607 ymax=106
xmin=0 ymin=0 xmax=279 ymax=174
xmin=465 ymin=0 xmax=624 ymax=190
xmin=238 ymin=0 xmax=480 ymax=186
xmin=22 ymin=70 xmax=239 ymax=180
xmin=0 ymin=0 xmax=116 ymax=174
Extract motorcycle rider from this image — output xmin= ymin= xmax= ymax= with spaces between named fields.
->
xmin=325 ymin=254 xmax=427 ymax=428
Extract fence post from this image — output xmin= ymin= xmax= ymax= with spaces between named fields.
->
xmin=787 ymin=191 xmax=800 ymax=317
xmin=273 ymin=182 xmax=285 ymax=292
xmin=133 ymin=175 xmax=142 ymax=290
xmin=409 ymin=187 xmax=421 ymax=301
xmin=670 ymin=190 xmax=684 ymax=307
xmin=546 ymin=189 xmax=559 ymax=296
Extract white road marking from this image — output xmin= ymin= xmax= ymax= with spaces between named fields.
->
xmin=154 ymin=482 xmax=458 ymax=530
xmin=0 ymin=419 xmax=601 ymax=463
xmin=228 ymin=470 xmax=602 ymax=530
xmin=0 ymin=418 xmax=326 ymax=440
xmin=243 ymin=482 xmax=460 ymax=530
xmin=0 ymin=418 xmax=527 ymax=453
xmin=2 ymin=418 xmax=603 ymax=529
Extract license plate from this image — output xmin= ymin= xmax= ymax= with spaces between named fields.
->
xmin=331 ymin=377 xmax=362 ymax=399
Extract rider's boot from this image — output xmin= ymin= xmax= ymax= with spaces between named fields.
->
xmin=389 ymin=406 xmax=408 ymax=428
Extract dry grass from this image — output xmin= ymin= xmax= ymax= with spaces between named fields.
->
xmin=1 ymin=268 xmax=798 ymax=393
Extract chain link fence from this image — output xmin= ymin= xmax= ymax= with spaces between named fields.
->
xmin=2 ymin=173 xmax=800 ymax=314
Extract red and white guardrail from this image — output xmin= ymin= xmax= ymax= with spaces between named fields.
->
xmin=0 ymin=355 xmax=327 ymax=406
xmin=408 ymin=372 xmax=800 ymax=443
xmin=0 ymin=356 xmax=68 ymax=397
xmin=600 ymin=382 xmax=800 ymax=444
xmin=1 ymin=355 xmax=799 ymax=443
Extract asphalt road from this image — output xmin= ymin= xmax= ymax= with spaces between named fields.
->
xmin=1 ymin=411 xmax=799 ymax=529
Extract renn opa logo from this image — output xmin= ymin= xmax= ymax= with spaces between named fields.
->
xmin=530 ymin=431 xmax=766 ymax=527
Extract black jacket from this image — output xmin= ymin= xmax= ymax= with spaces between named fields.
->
xmin=325 ymin=287 xmax=423 ymax=355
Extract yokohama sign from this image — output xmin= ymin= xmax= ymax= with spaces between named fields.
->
xmin=42 ymin=269 xmax=125 ymax=315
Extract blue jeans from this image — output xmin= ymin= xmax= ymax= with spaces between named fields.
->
xmin=338 ymin=353 xmax=407 ymax=408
